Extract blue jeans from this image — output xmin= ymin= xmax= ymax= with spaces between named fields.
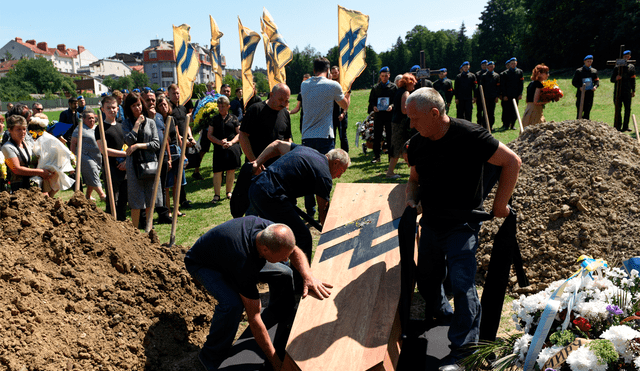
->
xmin=185 ymin=261 xmax=295 ymax=366
xmin=300 ymin=138 xmax=334 ymax=217
xmin=416 ymin=221 xmax=482 ymax=356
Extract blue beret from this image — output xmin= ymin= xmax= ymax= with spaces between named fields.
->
xmin=380 ymin=66 xmax=390 ymax=73
xmin=487 ymin=61 xmax=495 ymax=66
xmin=460 ymin=61 xmax=470 ymax=69
xmin=439 ymin=68 xmax=447 ymax=72
xmin=77 ymin=95 xmax=84 ymax=100
xmin=410 ymin=65 xmax=420 ymax=72
xmin=101 ymin=92 xmax=109 ymax=97
xmin=624 ymin=50 xmax=631 ymax=55
xmin=584 ymin=55 xmax=593 ymax=61
xmin=511 ymin=57 xmax=518 ymax=62
xmin=121 ymin=89 xmax=129 ymax=94
xmin=481 ymin=60 xmax=488 ymax=64
xmin=132 ymin=88 xmax=141 ymax=93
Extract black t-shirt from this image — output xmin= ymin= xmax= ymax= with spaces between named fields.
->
xmin=95 ymin=121 xmax=125 ymax=171
xmin=526 ymin=80 xmax=544 ymax=103
xmin=211 ymin=113 xmax=239 ymax=142
xmin=171 ymin=103 xmax=188 ymax=137
xmin=184 ymin=216 xmax=271 ymax=300
xmin=407 ymin=118 xmax=499 ymax=222
xmin=240 ymin=101 xmax=291 ymax=160
xmin=252 ymin=143 xmax=332 ymax=202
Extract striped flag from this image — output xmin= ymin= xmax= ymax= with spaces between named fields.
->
xmin=173 ymin=24 xmax=200 ymax=106
xmin=238 ymin=17 xmax=261 ymax=109
xmin=260 ymin=7 xmax=292 ymax=90
xmin=209 ymin=16 xmax=224 ymax=94
xmin=337 ymin=5 xmax=369 ymax=93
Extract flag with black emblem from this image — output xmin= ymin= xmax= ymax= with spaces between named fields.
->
xmin=337 ymin=5 xmax=368 ymax=93
xmin=261 ymin=7 xmax=292 ymax=90
xmin=173 ymin=24 xmax=200 ymax=106
xmin=209 ymin=16 xmax=224 ymax=94
xmin=238 ymin=17 xmax=261 ymax=109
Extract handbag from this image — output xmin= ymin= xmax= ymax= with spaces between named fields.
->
xmin=132 ymin=119 xmax=159 ymax=180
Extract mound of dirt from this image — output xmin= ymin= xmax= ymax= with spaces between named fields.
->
xmin=476 ymin=120 xmax=640 ymax=294
xmin=0 ymin=190 xmax=215 ymax=371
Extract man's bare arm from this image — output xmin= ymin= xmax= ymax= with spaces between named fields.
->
xmin=487 ymin=142 xmax=522 ymax=217
xmin=240 ymin=295 xmax=281 ymax=370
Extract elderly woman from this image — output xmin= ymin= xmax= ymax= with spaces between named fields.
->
xmin=522 ymin=64 xmax=550 ymax=128
xmin=386 ymin=73 xmax=417 ymax=178
xmin=71 ymin=110 xmax=106 ymax=201
xmin=1 ymin=115 xmax=53 ymax=193
xmin=207 ymin=95 xmax=241 ymax=203
xmin=122 ymin=92 xmax=160 ymax=228
xmin=157 ymin=95 xmax=185 ymax=217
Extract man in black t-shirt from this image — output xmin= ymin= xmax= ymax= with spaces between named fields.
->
xmin=168 ymin=83 xmax=194 ymax=207
xmin=248 ymin=141 xmax=349 ymax=262
xmin=239 ymin=83 xmax=292 ymax=166
xmin=184 ymin=217 xmax=332 ymax=371
xmin=95 ymin=96 xmax=128 ymax=221
xmin=405 ymin=87 xmax=521 ymax=370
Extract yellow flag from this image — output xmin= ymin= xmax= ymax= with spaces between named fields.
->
xmin=209 ymin=16 xmax=224 ymax=94
xmin=261 ymin=8 xmax=292 ymax=90
xmin=238 ymin=17 xmax=261 ymax=109
xmin=173 ymin=24 xmax=200 ymax=106
xmin=337 ymin=5 xmax=369 ymax=93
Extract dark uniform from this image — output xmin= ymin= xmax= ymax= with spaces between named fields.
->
xmin=610 ymin=59 xmax=636 ymax=131
xmin=454 ymin=71 xmax=477 ymax=122
xmin=475 ymin=65 xmax=488 ymax=124
xmin=500 ymin=66 xmax=524 ymax=129
xmin=434 ymin=78 xmax=454 ymax=114
xmin=572 ymin=64 xmax=599 ymax=120
xmin=479 ymin=68 xmax=501 ymax=129
xmin=368 ymin=81 xmax=398 ymax=160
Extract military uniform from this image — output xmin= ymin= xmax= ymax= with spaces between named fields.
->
xmin=454 ymin=71 xmax=477 ymax=122
xmin=434 ymin=77 xmax=454 ymax=114
xmin=610 ymin=61 xmax=636 ymax=131
xmin=500 ymin=67 xmax=524 ymax=129
xmin=475 ymin=67 xmax=488 ymax=124
xmin=572 ymin=65 xmax=599 ymax=120
xmin=480 ymin=70 xmax=501 ymax=129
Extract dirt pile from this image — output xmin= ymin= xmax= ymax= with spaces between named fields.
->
xmin=476 ymin=120 xmax=640 ymax=294
xmin=0 ymin=190 xmax=215 ymax=371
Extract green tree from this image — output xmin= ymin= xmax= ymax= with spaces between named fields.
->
xmin=0 ymin=57 xmax=75 ymax=101
xmin=477 ymin=0 xmax=526 ymax=68
xmin=223 ymin=74 xmax=240 ymax=92
xmin=130 ymin=70 xmax=149 ymax=90
xmin=285 ymin=45 xmax=320 ymax=94
xmin=254 ymin=72 xmax=269 ymax=95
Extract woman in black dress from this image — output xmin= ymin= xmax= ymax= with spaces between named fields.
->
xmin=207 ymin=95 xmax=241 ymax=203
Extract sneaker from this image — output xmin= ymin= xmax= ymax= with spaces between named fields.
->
xmin=371 ymin=157 xmax=380 ymax=164
xmin=386 ymin=174 xmax=401 ymax=179
xmin=192 ymin=172 xmax=204 ymax=180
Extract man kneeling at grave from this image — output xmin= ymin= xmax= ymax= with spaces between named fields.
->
xmin=247 ymin=140 xmax=350 ymax=263
xmin=405 ymin=87 xmax=521 ymax=371
xmin=185 ymin=217 xmax=332 ymax=370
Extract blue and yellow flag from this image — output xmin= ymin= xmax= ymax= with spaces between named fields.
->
xmin=173 ymin=24 xmax=200 ymax=106
xmin=261 ymin=8 xmax=292 ymax=90
xmin=238 ymin=17 xmax=261 ymax=109
xmin=209 ymin=16 xmax=224 ymax=94
xmin=337 ymin=5 xmax=369 ymax=93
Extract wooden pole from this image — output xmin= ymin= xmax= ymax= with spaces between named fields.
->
xmin=74 ymin=119 xmax=83 ymax=192
xmin=479 ymin=85 xmax=491 ymax=133
xmin=578 ymin=83 xmax=586 ymax=120
xmin=513 ymin=99 xmax=523 ymax=135
xmin=170 ymin=114 xmax=191 ymax=246
xmin=146 ymin=117 xmax=171 ymax=232
xmin=96 ymin=112 xmax=116 ymax=219
xmin=633 ymin=114 xmax=640 ymax=145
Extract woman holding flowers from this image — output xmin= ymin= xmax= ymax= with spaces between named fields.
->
xmin=207 ymin=95 xmax=241 ymax=203
xmin=522 ymin=64 xmax=550 ymax=128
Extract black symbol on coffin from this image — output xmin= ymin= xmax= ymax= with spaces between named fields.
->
xmin=319 ymin=211 xmax=400 ymax=269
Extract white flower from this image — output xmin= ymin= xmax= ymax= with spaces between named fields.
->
xmin=513 ymin=334 xmax=533 ymax=361
xmin=600 ymin=325 xmax=640 ymax=362
xmin=566 ymin=345 xmax=607 ymax=371
xmin=536 ymin=345 xmax=564 ymax=369
xmin=634 ymin=355 xmax=640 ymax=369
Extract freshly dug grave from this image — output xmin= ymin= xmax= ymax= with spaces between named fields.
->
xmin=0 ymin=190 xmax=215 ymax=371
xmin=476 ymin=120 xmax=640 ymax=294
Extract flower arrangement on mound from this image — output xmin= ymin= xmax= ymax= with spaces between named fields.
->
xmin=192 ymin=94 xmax=221 ymax=134
xmin=540 ymin=79 xmax=564 ymax=103
xmin=463 ymin=258 xmax=640 ymax=371
xmin=355 ymin=114 xmax=386 ymax=154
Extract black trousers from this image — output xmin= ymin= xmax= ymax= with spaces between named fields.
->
xmin=576 ymin=91 xmax=594 ymax=120
xmin=614 ymin=94 xmax=633 ymax=130
xmin=373 ymin=118 xmax=392 ymax=159
xmin=457 ymin=99 xmax=473 ymax=122
xmin=501 ymin=98 xmax=519 ymax=128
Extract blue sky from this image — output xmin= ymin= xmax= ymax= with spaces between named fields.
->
xmin=1 ymin=0 xmax=488 ymax=70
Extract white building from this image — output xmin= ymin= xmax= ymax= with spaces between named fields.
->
xmin=0 ymin=37 xmax=98 ymax=73
xmin=78 ymin=59 xmax=132 ymax=78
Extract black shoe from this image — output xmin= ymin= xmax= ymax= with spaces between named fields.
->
xmin=181 ymin=200 xmax=192 ymax=209
xmin=157 ymin=215 xmax=172 ymax=224
xmin=624 ymin=128 xmax=632 ymax=132
xmin=192 ymin=172 xmax=204 ymax=180
xmin=371 ymin=157 xmax=381 ymax=164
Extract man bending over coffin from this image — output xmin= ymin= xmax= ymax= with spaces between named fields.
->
xmin=185 ymin=218 xmax=332 ymax=370
xmin=404 ymin=87 xmax=521 ymax=371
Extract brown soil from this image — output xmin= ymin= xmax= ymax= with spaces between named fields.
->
xmin=0 ymin=190 xmax=214 ymax=370
xmin=476 ymin=120 xmax=640 ymax=295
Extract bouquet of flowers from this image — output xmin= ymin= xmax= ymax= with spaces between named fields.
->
xmin=539 ymin=79 xmax=564 ymax=103
xmin=464 ymin=257 xmax=640 ymax=371
xmin=0 ymin=152 xmax=6 ymax=180
xmin=355 ymin=114 xmax=386 ymax=154
xmin=192 ymin=94 xmax=221 ymax=134
xmin=28 ymin=116 xmax=49 ymax=140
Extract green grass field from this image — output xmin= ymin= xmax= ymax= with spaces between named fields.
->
xmin=45 ymin=74 xmax=638 ymax=247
